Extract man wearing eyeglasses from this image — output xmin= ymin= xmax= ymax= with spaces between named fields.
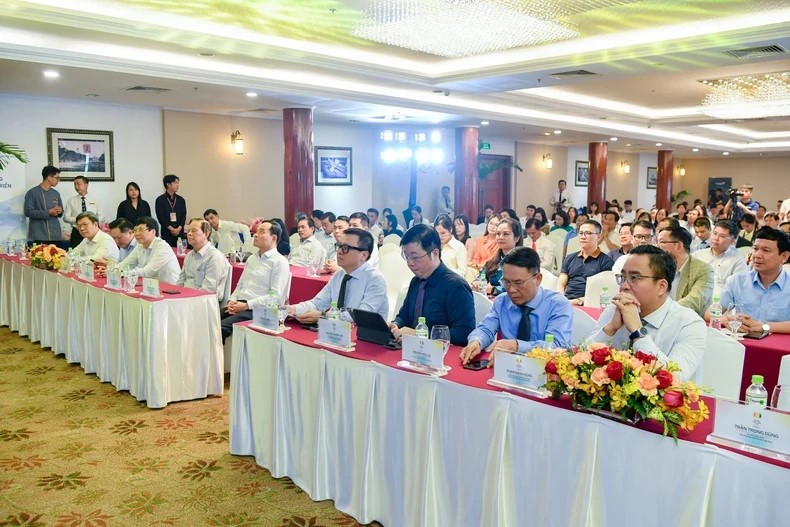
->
xmin=390 ymin=224 xmax=474 ymax=346
xmin=692 ymin=220 xmax=748 ymax=290
xmin=459 ymin=247 xmax=573 ymax=366
xmin=586 ymin=244 xmax=706 ymax=383
xmin=657 ymin=227 xmax=714 ymax=317
xmin=558 ymin=220 xmax=614 ymax=305
xmin=288 ymin=228 xmax=387 ymax=323
xmin=24 ymin=165 xmax=65 ymax=248
xmin=613 ymin=220 xmax=654 ymax=275
xmin=119 ymin=216 xmax=181 ymax=283
xmin=348 ymin=212 xmax=380 ymax=268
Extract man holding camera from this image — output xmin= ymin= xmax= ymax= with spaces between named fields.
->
xmin=723 ymin=184 xmax=759 ymax=223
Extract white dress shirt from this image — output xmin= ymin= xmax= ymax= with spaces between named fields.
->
xmin=293 ymin=261 xmax=388 ymax=322
xmin=316 ymin=230 xmax=337 ymax=260
xmin=693 ymin=246 xmax=748 ymax=290
xmin=598 ymin=230 xmax=621 ymax=252
xmin=369 ymin=223 xmax=383 ymax=241
xmin=209 ymin=219 xmax=250 ymax=254
xmin=525 ymin=234 xmax=556 ymax=271
xmin=586 ymin=298 xmax=706 ymax=383
xmin=63 ymin=192 xmax=105 ymax=228
xmin=435 ymin=196 xmax=454 ymax=217
xmin=408 ymin=218 xmax=431 ymax=229
xmin=289 ymin=235 xmax=327 ymax=267
xmin=441 ymin=237 xmax=467 ymax=276
xmin=619 ymin=211 xmax=635 ymax=224
xmin=230 ymin=247 xmax=291 ymax=308
xmin=368 ymin=241 xmax=380 ymax=269
xmin=117 ymin=238 xmax=137 ymax=262
xmin=779 ymin=198 xmax=790 ymax=219
xmin=72 ymin=230 xmax=119 ymax=261
xmin=549 ymin=190 xmax=573 ymax=212
xmin=121 ymin=236 xmax=180 ymax=283
xmin=177 ymin=242 xmax=230 ymax=301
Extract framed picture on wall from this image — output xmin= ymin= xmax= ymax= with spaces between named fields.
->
xmin=46 ymin=128 xmax=115 ymax=181
xmin=315 ymin=146 xmax=352 ymax=186
xmin=646 ymin=166 xmax=658 ymax=189
xmin=575 ymin=161 xmax=589 ymax=187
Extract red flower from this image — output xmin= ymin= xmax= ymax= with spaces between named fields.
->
xmin=655 ymin=370 xmax=673 ymax=389
xmin=663 ymin=390 xmax=684 ymax=408
xmin=49 ymin=246 xmax=57 ymax=255
xmin=634 ymin=351 xmax=655 ymax=364
xmin=605 ymin=361 xmax=623 ymax=381
xmin=545 ymin=361 xmax=558 ymax=374
xmin=591 ymin=348 xmax=610 ymax=366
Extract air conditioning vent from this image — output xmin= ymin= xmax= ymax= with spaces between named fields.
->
xmin=724 ymin=45 xmax=787 ymax=59
xmin=125 ymin=85 xmax=172 ymax=93
xmin=549 ymin=69 xmax=598 ymax=79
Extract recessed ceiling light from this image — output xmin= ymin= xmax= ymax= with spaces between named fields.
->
xmin=43 ymin=70 xmax=59 ymax=79
xmin=246 ymin=92 xmax=257 ymax=98
xmin=723 ymin=151 xmax=730 ymax=155
xmin=543 ymin=132 xmax=551 ymax=136
xmin=692 ymin=148 xmax=699 ymax=152
xmin=198 ymin=52 xmax=215 ymax=57
xmin=655 ymin=142 xmax=663 ymax=146
xmin=625 ymin=143 xmax=631 ymax=147
xmin=553 ymin=130 xmax=562 ymax=135
xmin=610 ymin=137 xmax=618 ymax=141
xmin=480 ymin=121 xmax=489 ymax=126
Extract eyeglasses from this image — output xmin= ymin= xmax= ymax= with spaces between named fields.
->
xmin=615 ymin=273 xmax=661 ymax=285
xmin=577 ymin=230 xmax=600 ymax=237
xmin=633 ymin=234 xmax=652 ymax=241
xmin=402 ymin=251 xmax=429 ymax=262
xmin=133 ymin=227 xmax=149 ymax=234
xmin=501 ymin=274 xmax=538 ymax=290
xmin=335 ymin=243 xmax=367 ymax=255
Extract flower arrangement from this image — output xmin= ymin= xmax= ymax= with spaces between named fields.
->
xmin=28 ymin=244 xmax=67 ymax=271
xmin=527 ymin=343 xmax=709 ymax=441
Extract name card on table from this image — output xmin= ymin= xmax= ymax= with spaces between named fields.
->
xmin=106 ymin=269 xmax=122 ymax=290
xmin=141 ymin=278 xmax=160 ymax=298
xmin=250 ymin=306 xmax=281 ymax=334
xmin=81 ymin=262 xmax=95 ymax=282
xmin=315 ymin=317 xmax=354 ymax=352
xmin=707 ymin=399 xmax=790 ymax=463
xmin=397 ymin=335 xmax=449 ymax=377
xmin=487 ymin=351 xmax=550 ymax=398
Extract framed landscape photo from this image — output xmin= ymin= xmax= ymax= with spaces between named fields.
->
xmin=46 ymin=128 xmax=115 ymax=181
xmin=315 ymin=146 xmax=352 ymax=186
xmin=575 ymin=160 xmax=589 ymax=187
xmin=646 ymin=166 xmax=658 ymax=189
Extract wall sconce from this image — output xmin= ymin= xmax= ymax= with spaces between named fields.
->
xmin=621 ymin=160 xmax=630 ymax=174
xmin=678 ymin=164 xmax=686 ymax=176
xmin=542 ymin=153 xmax=553 ymax=169
xmin=231 ymin=130 xmax=244 ymax=155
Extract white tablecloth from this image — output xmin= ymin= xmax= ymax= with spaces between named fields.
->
xmin=0 ymin=257 xmax=223 ymax=408
xmin=229 ymin=325 xmax=790 ymax=527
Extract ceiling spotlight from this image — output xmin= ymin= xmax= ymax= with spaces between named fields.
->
xmin=246 ymin=92 xmax=257 ymax=98
xmin=610 ymin=137 xmax=618 ymax=141
xmin=625 ymin=143 xmax=631 ymax=147
xmin=543 ymin=132 xmax=551 ymax=136
xmin=553 ymin=130 xmax=562 ymax=135
xmin=655 ymin=142 xmax=663 ymax=146
xmin=723 ymin=151 xmax=730 ymax=155
xmin=43 ymin=70 xmax=59 ymax=79
xmin=481 ymin=121 xmax=489 ymax=126
xmin=692 ymin=148 xmax=699 ymax=152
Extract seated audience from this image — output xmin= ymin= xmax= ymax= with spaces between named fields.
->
xmin=177 ymin=218 xmax=231 ymax=301
xmin=318 ymin=211 xmax=338 ymax=259
xmin=323 ymin=215 xmax=350 ymax=274
xmin=657 ymin=227 xmax=714 ymax=317
xmin=453 ymin=214 xmax=476 ymax=256
xmin=524 ymin=218 xmax=556 ymax=271
xmin=477 ymin=204 xmax=495 ymax=225
xmin=434 ymin=214 xmax=467 ymax=276
xmin=459 ymin=247 xmax=573 ymax=365
xmin=586 ymin=245 xmax=706 ymax=383
xmin=656 ymin=216 xmax=680 ymax=233
xmin=381 ymin=213 xmax=403 ymax=241
xmin=550 ymin=210 xmax=573 ymax=233
xmin=220 ymin=220 xmax=290 ymax=342
xmin=390 ymin=225 xmax=475 ymax=346
xmin=693 ymin=220 xmax=749 ymax=290
xmin=737 ymin=213 xmax=757 ymax=247
xmin=349 ymin=212 xmax=379 ymax=268
xmin=534 ymin=207 xmax=550 ymax=235
xmin=558 ymin=220 xmax=614 ymax=304
xmin=204 ymin=209 xmax=251 ymax=253
xmin=587 ymin=202 xmax=602 ymax=223
xmin=71 ymin=212 xmax=119 ymax=261
xmin=408 ymin=205 xmax=430 ymax=229
xmin=764 ymin=211 xmax=780 ymax=230
xmin=367 ymin=208 xmax=383 ymax=240
xmin=469 ymin=214 xmax=500 ymax=271
xmin=598 ymin=211 xmax=621 ymax=252
xmin=477 ymin=217 xmax=523 ymax=295
xmin=107 ymin=218 xmax=136 ymax=262
xmin=608 ymin=223 xmax=633 ymax=267
xmin=691 ymin=217 xmax=712 ymax=253
xmin=289 ymin=216 xmax=327 ymax=267
xmin=119 ymin=216 xmax=180 ymax=283
xmin=271 ymin=218 xmax=291 ymax=256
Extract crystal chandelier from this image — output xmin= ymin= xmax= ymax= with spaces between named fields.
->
xmin=352 ymin=1 xmax=638 ymax=58
xmin=699 ymin=72 xmax=790 ymax=120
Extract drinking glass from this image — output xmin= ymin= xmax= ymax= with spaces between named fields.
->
xmin=430 ymin=325 xmax=451 ymax=354
xmin=126 ymin=270 xmax=139 ymax=292
xmin=277 ymin=305 xmax=288 ymax=330
xmin=771 ymin=385 xmax=789 ymax=411
xmin=727 ymin=303 xmax=744 ymax=339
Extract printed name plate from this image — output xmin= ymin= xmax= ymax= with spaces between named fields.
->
xmin=81 ymin=262 xmax=95 ymax=282
xmin=397 ymin=334 xmax=449 ymax=377
xmin=707 ymin=399 xmax=790 ymax=462
xmin=251 ymin=306 xmax=282 ymax=334
xmin=141 ymin=278 xmax=160 ymax=298
xmin=487 ymin=350 xmax=550 ymax=398
xmin=106 ymin=269 xmax=122 ymax=290
xmin=315 ymin=317 xmax=354 ymax=351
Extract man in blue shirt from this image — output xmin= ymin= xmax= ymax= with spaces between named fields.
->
xmin=459 ymin=247 xmax=573 ymax=366
xmin=559 ymin=220 xmax=614 ymax=304
xmin=717 ymin=228 xmax=790 ymax=336
xmin=391 ymin=224 xmax=475 ymax=346
xmin=723 ymin=184 xmax=760 ymax=223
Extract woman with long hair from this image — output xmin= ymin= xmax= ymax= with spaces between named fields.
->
xmin=469 ymin=213 xmax=500 ymax=273
xmin=453 ymin=214 xmax=475 ymax=255
xmin=476 ymin=217 xmax=523 ymax=295
xmin=587 ymin=202 xmax=602 ymax=223
xmin=381 ymin=214 xmax=403 ymax=239
xmin=408 ymin=205 xmax=430 ymax=229
xmin=534 ymin=207 xmax=550 ymax=235
xmin=567 ymin=207 xmax=578 ymax=226
xmin=116 ymin=182 xmax=151 ymax=223
xmin=434 ymin=214 xmax=467 ymax=276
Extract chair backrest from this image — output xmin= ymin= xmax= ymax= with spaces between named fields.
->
xmin=469 ymin=224 xmax=486 ymax=239
xmin=380 ymin=252 xmax=413 ymax=320
xmin=472 ymin=291 xmax=493 ymax=325
xmin=547 ymin=229 xmax=568 ymax=250
xmin=571 ymin=308 xmax=597 ymax=346
xmin=551 ymin=246 xmax=564 ymax=276
xmin=737 ymin=245 xmax=752 ymax=259
xmin=391 ymin=285 xmax=409 ymax=321
xmin=539 ymin=268 xmax=558 ymax=291
xmin=702 ymin=327 xmax=745 ymax=401
xmin=379 ymin=243 xmax=399 ymax=256
xmin=778 ymin=354 xmax=790 ymax=386
xmin=582 ymin=271 xmax=618 ymax=307
xmin=566 ymin=237 xmax=581 ymax=259
xmin=382 ymin=234 xmax=402 ymax=246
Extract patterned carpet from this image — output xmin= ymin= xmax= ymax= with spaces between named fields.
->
xmin=0 ymin=327 xmax=379 ymax=527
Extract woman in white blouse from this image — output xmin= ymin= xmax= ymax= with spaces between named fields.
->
xmin=434 ymin=214 xmax=467 ymax=276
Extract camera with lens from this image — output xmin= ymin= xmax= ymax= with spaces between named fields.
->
xmin=728 ymin=187 xmax=743 ymax=199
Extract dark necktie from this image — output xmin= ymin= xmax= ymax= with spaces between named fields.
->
xmin=81 ymin=196 xmax=86 ymax=212
xmin=412 ymin=280 xmax=427 ymax=327
xmin=558 ymin=192 xmax=562 ymax=204
xmin=445 ymin=198 xmax=450 ymax=208
xmin=336 ymin=273 xmax=352 ymax=309
xmin=517 ymin=305 xmax=533 ymax=341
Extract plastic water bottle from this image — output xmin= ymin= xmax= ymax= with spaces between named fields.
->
xmin=709 ymin=297 xmax=723 ymax=331
xmin=327 ymin=301 xmax=340 ymax=320
xmin=745 ymin=375 xmax=768 ymax=408
xmin=599 ymin=287 xmax=611 ymax=308
xmin=545 ymin=334 xmax=556 ymax=350
xmin=415 ymin=317 xmax=429 ymax=339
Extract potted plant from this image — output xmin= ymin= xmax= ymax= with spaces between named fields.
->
xmin=0 ymin=142 xmax=28 ymax=170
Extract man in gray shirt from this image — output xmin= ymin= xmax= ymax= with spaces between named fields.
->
xmin=24 ymin=165 xmax=65 ymax=248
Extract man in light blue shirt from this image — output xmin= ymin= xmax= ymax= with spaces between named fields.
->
xmin=459 ymin=247 xmax=573 ymax=365
xmin=107 ymin=218 xmax=137 ymax=262
xmin=717 ymin=228 xmax=790 ymax=336
xmin=119 ymin=216 xmax=181 ymax=284
xmin=289 ymin=228 xmax=388 ymax=323
xmin=177 ymin=218 xmax=231 ymax=302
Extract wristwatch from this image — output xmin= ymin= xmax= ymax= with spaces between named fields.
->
xmin=761 ymin=323 xmax=771 ymax=337
xmin=629 ymin=326 xmax=648 ymax=342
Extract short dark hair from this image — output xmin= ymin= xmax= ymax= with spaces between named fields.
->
xmin=188 ymin=217 xmax=211 ymax=236
xmin=558 ymin=179 xmax=566 ymax=185
xmin=624 ymin=200 xmax=633 ymax=206
xmin=484 ymin=204 xmax=494 ymax=212
xmin=658 ymin=217 xmax=680 ymax=229
xmin=73 ymin=175 xmax=89 ymax=184
xmin=344 ymin=227 xmax=374 ymax=259
xmin=321 ymin=211 xmax=336 ymax=223
xmin=401 ymin=224 xmax=441 ymax=256
xmin=385 ymin=214 xmax=399 ymax=230
xmin=553 ymin=210 xmax=570 ymax=226
xmin=694 ymin=217 xmax=712 ymax=229
xmin=349 ymin=211 xmax=370 ymax=227
xmin=603 ymin=210 xmax=620 ymax=223
xmin=502 ymin=246 xmax=541 ymax=275
xmin=499 ymin=208 xmax=519 ymax=221
xmin=526 ymin=204 xmax=536 ymax=211
xmin=163 ymin=174 xmax=179 ymax=187
xmin=382 ymin=207 xmax=393 ymax=216
xmin=108 ymin=218 xmax=133 ymax=232
xmin=75 ymin=211 xmax=98 ymax=224
xmin=441 ymin=185 xmax=450 ymax=191
xmin=631 ymin=220 xmax=654 ymax=235
xmin=312 ymin=209 xmax=324 ymax=218
xmin=628 ymin=244 xmax=676 ymax=292
xmin=271 ymin=218 xmax=288 ymax=242
xmin=298 ymin=216 xmax=315 ymax=229
xmin=135 ymin=216 xmax=160 ymax=236
xmin=619 ymin=222 xmax=633 ymax=232
xmin=203 ymin=208 xmax=218 ymax=218
xmin=433 ymin=214 xmax=453 ymax=232
xmin=661 ymin=226 xmax=692 ymax=252
xmin=740 ymin=213 xmax=757 ymax=225
xmin=714 ymin=220 xmax=737 ymax=237
xmin=367 ymin=207 xmax=379 ymax=218
xmin=754 ymin=227 xmax=790 ymax=254
xmin=524 ymin=218 xmax=542 ymax=231
xmin=335 ymin=215 xmax=350 ymax=225
xmin=582 ymin=219 xmax=602 ymax=234
xmin=41 ymin=165 xmax=60 ymax=180
xmin=262 ymin=219 xmax=282 ymax=245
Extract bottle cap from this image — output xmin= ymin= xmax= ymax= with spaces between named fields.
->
xmin=602 ymin=287 xmax=608 ymax=291
xmin=418 ymin=316 xmax=426 ymax=324
xmin=330 ymin=301 xmax=337 ymax=307
xmin=752 ymin=374 xmax=764 ymax=385
xmin=713 ymin=296 xmax=719 ymax=302
xmin=546 ymin=334 xmax=555 ymax=343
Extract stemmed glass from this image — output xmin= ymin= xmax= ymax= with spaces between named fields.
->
xmin=430 ymin=325 xmax=450 ymax=353
xmin=727 ymin=303 xmax=744 ymax=340
xmin=277 ymin=305 xmax=289 ymax=331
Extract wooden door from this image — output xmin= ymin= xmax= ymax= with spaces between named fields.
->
xmin=477 ymin=154 xmax=512 ymax=222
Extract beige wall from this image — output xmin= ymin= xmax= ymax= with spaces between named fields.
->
xmin=514 ymin=142 xmax=568 ymax=216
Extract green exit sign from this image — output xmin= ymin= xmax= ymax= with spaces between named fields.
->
xmin=480 ymin=142 xmax=491 ymax=150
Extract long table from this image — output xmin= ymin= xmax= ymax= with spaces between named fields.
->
xmin=230 ymin=322 xmax=789 ymax=527
xmin=0 ymin=255 xmax=224 ymax=408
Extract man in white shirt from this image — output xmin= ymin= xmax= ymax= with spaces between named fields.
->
xmin=120 ymin=216 xmax=181 ymax=283
xmin=367 ymin=208 xmax=383 ymax=241
xmin=177 ymin=218 xmax=231 ymax=301
xmin=549 ymin=180 xmax=573 ymax=213
xmin=71 ymin=212 xmax=119 ymax=261
xmin=586 ymin=244 xmax=706 ymax=383
xmin=348 ymin=212 xmax=380 ymax=268
xmin=779 ymin=197 xmax=790 ymax=221
xmin=108 ymin=218 xmax=137 ymax=262
xmin=289 ymin=217 xmax=327 ymax=267
xmin=317 ymin=211 xmax=337 ymax=258
xmin=619 ymin=200 xmax=635 ymax=224
xmin=690 ymin=217 xmax=712 ymax=253
xmin=203 ymin=209 xmax=250 ymax=254
xmin=435 ymin=186 xmax=454 ymax=218
xmin=221 ymin=220 xmax=291 ymax=342
xmin=598 ymin=211 xmax=621 ymax=252
xmin=523 ymin=218 xmax=555 ymax=271
xmin=323 ymin=215 xmax=350 ymax=274
xmin=693 ymin=220 xmax=749 ymax=290
xmin=288 ymin=228 xmax=388 ymax=323
xmin=63 ymin=176 xmax=105 ymax=248
xmin=613 ymin=220 xmax=654 ymax=275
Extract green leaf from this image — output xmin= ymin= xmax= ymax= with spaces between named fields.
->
xmin=0 ymin=143 xmax=29 ymax=171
